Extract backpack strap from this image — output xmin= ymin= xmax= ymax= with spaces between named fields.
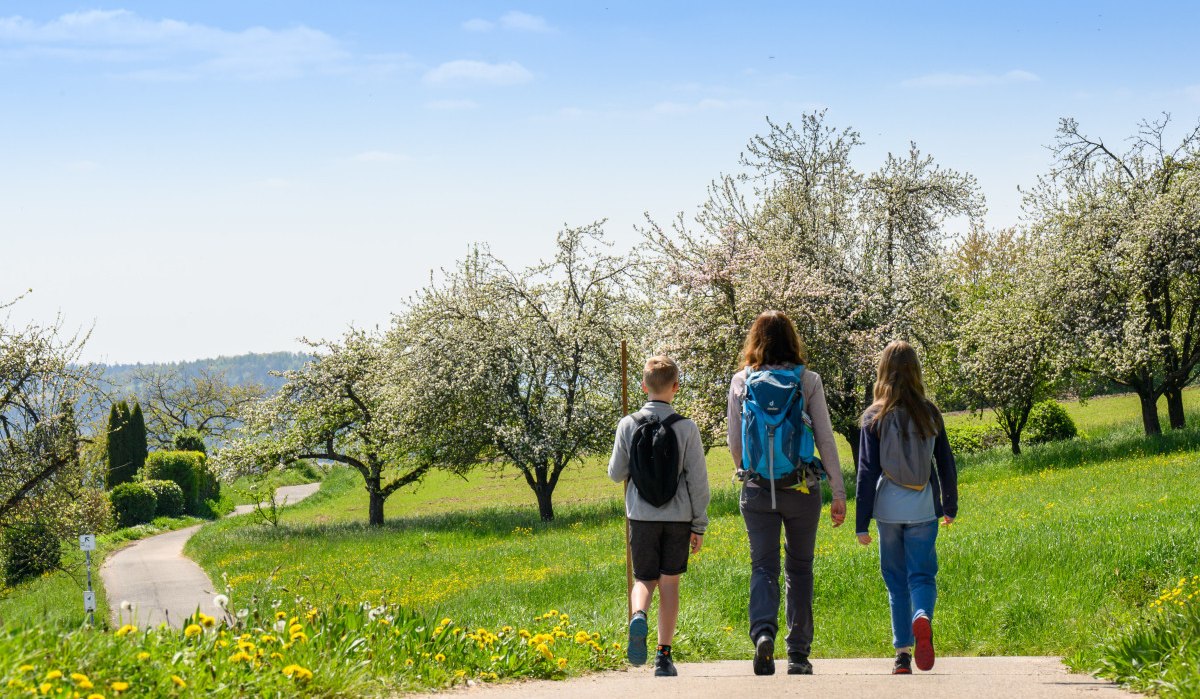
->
xmin=660 ymin=413 xmax=685 ymax=429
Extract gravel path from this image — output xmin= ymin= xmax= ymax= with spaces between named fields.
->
xmin=99 ymin=482 xmax=321 ymax=628
xmin=450 ymin=657 xmax=1135 ymax=698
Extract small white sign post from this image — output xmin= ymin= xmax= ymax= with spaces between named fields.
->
xmin=80 ymin=535 xmax=96 ymax=625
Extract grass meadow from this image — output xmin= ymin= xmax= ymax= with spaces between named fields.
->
xmin=185 ymin=390 xmax=1200 ymax=664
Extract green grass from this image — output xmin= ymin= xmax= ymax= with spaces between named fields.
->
xmin=185 ymin=402 xmax=1200 ymax=665
xmin=0 ymin=517 xmax=204 ymax=630
xmin=942 ymin=386 xmax=1200 ymax=436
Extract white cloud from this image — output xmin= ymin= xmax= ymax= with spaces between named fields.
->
xmin=0 ymin=9 xmax=403 ymax=80
xmin=424 ymin=99 xmax=479 ymax=110
xmin=462 ymin=18 xmax=494 ymax=32
xmin=423 ymin=60 xmax=532 ymax=86
xmin=498 ymin=11 xmax=554 ymax=33
xmin=901 ymin=69 xmax=1040 ymax=88
xmin=462 ymin=10 xmax=554 ymax=33
xmin=350 ymin=151 xmax=408 ymax=163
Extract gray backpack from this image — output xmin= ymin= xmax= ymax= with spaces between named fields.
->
xmin=879 ymin=408 xmax=935 ymax=490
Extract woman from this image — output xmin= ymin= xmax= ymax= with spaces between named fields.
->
xmin=855 ymin=340 xmax=958 ymax=675
xmin=728 ymin=310 xmax=847 ymax=676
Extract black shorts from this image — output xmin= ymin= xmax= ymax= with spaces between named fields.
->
xmin=628 ymin=520 xmax=692 ymax=581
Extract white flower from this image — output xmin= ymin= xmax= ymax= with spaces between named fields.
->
xmin=120 ymin=600 xmax=133 ymax=611
xmin=213 ymin=594 xmax=229 ymax=610
xmin=237 ymin=609 xmax=249 ymax=619
xmin=275 ymin=620 xmax=287 ymax=633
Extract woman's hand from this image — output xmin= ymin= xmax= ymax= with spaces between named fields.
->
xmin=856 ymin=533 xmax=872 ymax=546
xmin=830 ymin=498 xmax=846 ymax=527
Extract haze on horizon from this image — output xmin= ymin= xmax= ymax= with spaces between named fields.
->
xmin=3 ymin=0 xmax=1198 ymax=364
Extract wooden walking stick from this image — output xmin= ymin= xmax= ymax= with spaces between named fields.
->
xmin=621 ymin=340 xmax=633 ymax=621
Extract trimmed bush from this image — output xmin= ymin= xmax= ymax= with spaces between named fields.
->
xmin=143 ymin=479 xmax=186 ymax=518
xmin=108 ymin=482 xmax=158 ymax=528
xmin=3 ymin=521 xmax=61 ymax=586
xmin=945 ymin=422 xmax=1007 ymax=455
xmin=1028 ymin=400 xmax=1078 ymax=443
xmin=173 ymin=429 xmax=207 ymax=454
xmin=144 ymin=451 xmax=203 ymax=513
xmin=196 ymin=460 xmax=221 ymax=508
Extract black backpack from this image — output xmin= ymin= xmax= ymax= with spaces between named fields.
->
xmin=628 ymin=413 xmax=685 ymax=507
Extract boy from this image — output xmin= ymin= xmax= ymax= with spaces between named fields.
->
xmin=608 ymin=355 xmax=710 ymax=677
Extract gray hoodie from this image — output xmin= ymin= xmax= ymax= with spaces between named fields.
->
xmin=607 ymin=401 xmax=710 ymax=534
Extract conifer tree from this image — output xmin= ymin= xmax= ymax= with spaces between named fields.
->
xmin=105 ymin=401 xmax=133 ymax=488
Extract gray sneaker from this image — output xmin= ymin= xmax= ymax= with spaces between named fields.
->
xmin=654 ymin=647 xmax=678 ymax=677
xmin=627 ymin=614 xmax=648 ymax=666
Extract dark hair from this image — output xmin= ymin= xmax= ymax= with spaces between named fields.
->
xmin=866 ymin=340 xmax=938 ymax=438
xmin=740 ymin=310 xmax=808 ymax=369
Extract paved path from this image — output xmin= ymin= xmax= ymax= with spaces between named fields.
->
xmin=451 ymin=657 xmax=1135 ymax=698
xmin=100 ymin=482 xmax=321 ymax=628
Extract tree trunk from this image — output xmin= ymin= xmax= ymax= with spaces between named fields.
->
xmin=367 ymin=473 xmax=385 ymax=526
xmin=1138 ymin=390 xmax=1163 ymax=436
xmin=535 ymin=487 xmax=554 ymax=522
xmin=1164 ymin=387 xmax=1186 ymax=430
xmin=1009 ymin=430 xmax=1021 ymax=456
xmin=844 ymin=424 xmax=861 ymax=471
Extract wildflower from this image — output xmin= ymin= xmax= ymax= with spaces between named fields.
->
xmin=405 ymin=658 xmax=414 ymax=667
xmin=433 ymin=626 xmax=444 ymax=636
xmin=282 ymin=665 xmax=313 ymax=681
xmin=455 ymin=670 xmax=466 ymax=679
xmin=518 ymin=629 xmax=531 ymax=639
xmin=237 ymin=640 xmax=257 ymax=652
xmin=18 ymin=665 xmax=34 ymax=673
xmin=45 ymin=671 xmax=63 ymax=681
xmin=111 ymin=681 xmax=130 ymax=692
xmin=289 ymin=623 xmax=304 ymax=635
xmin=379 ymin=618 xmax=391 ymax=626
xmin=275 ymin=611 xmax=288 ymax=620
xmin=114 ymin=625 xmax=137 ymax=637
xmin=574 ymin=631 xmax=590 ymax=644
xmin=440 ymin=617 xmax=451 ymax=626
xmin=237 ymin=609 xmax=249 ymax=619
xmin=270 ymin=652 xmax=283 ymax=660
xmin=290 ymin=631 xmax=308 ymax=643
xmin=213 ymin=594 xmax=229 ymax=609
xmin=435 ymin=653 xmax=446 ymax=663
xmin=537 ymin=643 xmax=554 ymax=660
xmin=185 ymin=624 xmax=203 ymax=637
xmin=88 ymin=694 xmax=105 ymax=699
xmin=274 ymin=620 xmax=287 ymax=633
xmin=198 ymin=613 xmax=215 ymax=627
xmin=560 ymin=614 xmax=570 ymax=622
xmin=39 ymin=683 xmax=52 ymax=694
xmin=549 ymin=609 xmax=559 ymax=616
xmin=229 ymin=651 xmax=254 ymax=663
xmin=171 ymin=675 xmax=187 ymax=688
xmin=557 ymin=657 xmax=568 ymax=669
xmin=120 ymin=600 xmax=133 ymax=611
xmin=137 ymin=652 xmax=150 ymax=662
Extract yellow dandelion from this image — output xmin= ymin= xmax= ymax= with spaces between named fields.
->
xmin=288 ymin=623 xmax=304 ymax=635
xmin=434 ymin=653 xmax=446 ymax=663
xmin=39 ymin=683 xmax=52 ymax=694
xmin=114 ymin=625 xmax=137 ymax=637
xmin=440 ymin=617 xmax=452 ymax=626
xmin=45 ymin=670 xmax=63 ymax=681
xmin=405 ymin=658 xmax=414 ymax=667
xmin=88 ymin=694 xmax=105 ymax=699
xmin=184 ymin=624 xmax=203 ymax=638
xmin=290 ymin=631 xmax=308 ymax=643
xmin=18 ymin=665 xmax=34 ymax=673
xmin=559 ymin=614 xmax=570 ymax=623
xmin=137 ymin=652 xmax=150 ymax=662
xmin=270 ymin=652 xmax=283 ymax=660
xmin=275 ymin=611 xmax=288 ymax=620
xmin=282 ymin=664 xmax=313 ymax=681
xmin=536 ymin=643 xmax=554 ymax=660
xmin=171 ymin=676 xmax=187 ymax=688
xmin=557 ymin=657 xmax=568 ymax=669
xmin=518 ymin=629 xmax=531 ymax=639
xmin=111 ymin=680 xmax=130 ymax=692
xmin=198 ymin=613 xmax=215 ymax=627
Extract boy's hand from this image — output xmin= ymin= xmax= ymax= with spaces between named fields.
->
xmin=944 ymin=516 xmax=955 ymax=526
xmin=857 ymin=533 xmax=872 ymax=546
xmin=689 ymin=533 xmax=703 ymax=554
xmin=830 ymin=498 xmax=846 ymax=527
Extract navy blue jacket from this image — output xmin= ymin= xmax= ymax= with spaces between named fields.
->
xmin=855 ymin=406 xmax=959 ymax=535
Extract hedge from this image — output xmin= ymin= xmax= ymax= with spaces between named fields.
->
xmin=143 ymin=479 xmax=186 ymax=518
xmin=109 ymin=482 xmax=157 ymax=528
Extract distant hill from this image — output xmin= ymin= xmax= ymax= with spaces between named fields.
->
xmin=98 ymin=351 xmax=311 ymax=396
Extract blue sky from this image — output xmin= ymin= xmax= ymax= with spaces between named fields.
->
xmin=3 ymin=1 xmax=1198 ymax=362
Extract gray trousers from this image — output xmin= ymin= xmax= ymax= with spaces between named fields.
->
xmin=739 ymin=483 xmax=822 ymax=656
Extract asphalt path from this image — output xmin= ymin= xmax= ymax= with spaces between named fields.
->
xmin=450 ymin=657 xmax=1135 ymax=698
xmin=99 ymin=482 xmax=320 ymax=628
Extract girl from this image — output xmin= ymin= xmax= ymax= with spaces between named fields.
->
xmin=856 ymin=340 xmax=958 ymax=675
xmin=728 ymin=310 xmax=847 ymax=676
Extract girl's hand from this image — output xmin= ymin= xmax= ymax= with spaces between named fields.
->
xmin=943 ymin=516 xmax=955 ymax=526
xmin=830 ymin=499 xmax=846 ymax=527
xmin=857 ymin=533 xmax=871 ymax=546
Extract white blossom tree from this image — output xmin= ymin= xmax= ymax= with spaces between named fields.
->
xmin=399 ymin=224 xmax=635 ymax=521
xmin=130 ymin=365 xmax=265 ymax=448
xmin=1028 ymin=114 xmax=1200 ymax=434
xmin=645 ymin=112 xmax=983 ymax=463
xmin=217 ymin=329 xmax=482 ymax=526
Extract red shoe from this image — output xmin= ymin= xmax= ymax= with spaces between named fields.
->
xmin=912 ymin=614 xmax=935 ymax=671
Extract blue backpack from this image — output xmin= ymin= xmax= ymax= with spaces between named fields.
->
xmin=740 ymin=365 xmax=822 ymax=508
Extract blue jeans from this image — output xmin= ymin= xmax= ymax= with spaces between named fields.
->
xmin=877 ymin=520 xmax=938 ymax=649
